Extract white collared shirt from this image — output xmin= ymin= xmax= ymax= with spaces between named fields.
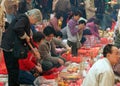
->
xmin=82 ymin=58 xmax=115 ymax=86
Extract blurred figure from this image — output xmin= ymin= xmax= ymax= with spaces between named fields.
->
xmin=114 ymin=9 xmax=120 ymax=48
xmin=84 ymin=0 xmax=96 ymax=19
xmin=52 ymin=0 xmax=59 ymax=12
xmin=48 ymin=12 xmax=63 ymax=32
xmin=4 ymin=0 xmax=19 ymax=24
xmin=94 ymin=0 xmax=105 ymax=24
xmin=0 ymin=0 xmax=5 ymax=62
xmin=101 ymin=8 xmax=113 ymax=30
xmin=86 ymin=19 xmax=100 ymax=39
xmin=111 ymin=4 xmax=120 ymax=21
xmin=55 ymin=0 xmax=71 ymax=28
xmin=17 ymin=0 xmax=33 ymax=14
xmin=77 ymin=0 xmax=86 ymax=18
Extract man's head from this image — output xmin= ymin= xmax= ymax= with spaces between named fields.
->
xmin=33 ymin=32 xmax=45 ymax=45
xmin=26 ymin=9 xmax=43 ymax=24
xmin=73 ymin=10 xmax=82 ymax=21
xmin=55 ymin=31 xmax=63 ymax=40
xmin=103 ymin=44 xmax=120 ymax=65
xmin=55 ymin=12 xmax=63 ymax=21
xmin=93 ymin=19 xmax=100 ymax=28
xmin=78 ymin=20 xmax=86 ymax=30
xmin=26 ymin=0 xmax=32 ymax=3
xmin=43 ymin=26 xmax=56 ymax=41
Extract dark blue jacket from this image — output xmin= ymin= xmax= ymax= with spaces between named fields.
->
xmin=1 ymin=14 xmax=31 ymax=51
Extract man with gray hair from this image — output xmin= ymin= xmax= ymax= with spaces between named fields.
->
xmin=1 ymin=8 xmax=42 ymax=86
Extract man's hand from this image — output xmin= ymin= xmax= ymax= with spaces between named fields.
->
xmin=67 ymin=46 xmax=71 ymax=52
xmin=35 ymin=65 xmax=42 ymax=73
xmin=58 ymin=58 xmax=64 ymax=65
xmin=33 ymin=48 xmax=41 ymax=59
xmin=25 ymin=36 xmax=30 ymax=43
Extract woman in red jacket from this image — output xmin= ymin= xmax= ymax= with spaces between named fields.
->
xmin=18 ymin=32 xmax=45 ymax=85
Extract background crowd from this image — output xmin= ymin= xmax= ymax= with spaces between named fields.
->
xmin=0 ymin=0 xmax=120 ymax=86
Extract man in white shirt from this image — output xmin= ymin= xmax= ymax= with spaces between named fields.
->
xmin=82 ymin=44 xmax=120 ymax=86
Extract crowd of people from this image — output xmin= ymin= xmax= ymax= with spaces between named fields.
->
xmin=0 ymin=0 xmax=120 ymax=86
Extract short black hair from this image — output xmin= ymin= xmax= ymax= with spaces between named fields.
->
xmin=94 ymin=19 xmax=100 ymax=25
xmin=55 ymin=12 xmax=63 ymax=19
xmin=78 ymin=20 xmax=86 ymax=25
xmin=43 ymin=26 xmax=56 ymax=36
xmin=103 ymin=44 xmax=115 ymax=57
xmin=55 ymin=31 xmax=63 ymax=38
xmin=73 ymin=10 xmax=82 ymax=17
xmin=33 ymin=32 xmax=45 ymax=42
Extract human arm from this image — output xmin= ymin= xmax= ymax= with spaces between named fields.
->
xmin=65 ymin=0 xmax=71 ymax=12
xmin=38 ymin=42 xmax=64 ymax=65
xmin=52 ymin=37 xmax=71 ymax=51
xmin=12 ymin=15 xmax=41 ymax=58
xmin=38 ymin=42 xmax=59 ymax=62
xmin=19 ymin=52 xmax=37 ymax=71
xmin=85 ymin=0 xmax=96 ymax=12
xmin=98 ymin=71 xmax=114 ymax=86
xmin=68 ymin=19 xmax=79 ymax=36
xmin=87 ymin=22 xmax=100 ymax=38
xmin=13 ymin=15 xmax=31 ymax=42
xmin=90 ymin=27 xmax=100 ymax=39
xmin=35 ymin=63 xmax=42 ymax=73
xmin=28 ymin=43 xmax=41 ymax=59
xmin=50 ymin=17 xmax=61 ymax=31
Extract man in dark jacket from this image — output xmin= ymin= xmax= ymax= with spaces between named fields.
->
xmin=1 ymin=9 xmax=42 ymax=86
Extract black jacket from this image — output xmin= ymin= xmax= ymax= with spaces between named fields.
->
xmin=1 ymin=14 xmax=31 ymax=51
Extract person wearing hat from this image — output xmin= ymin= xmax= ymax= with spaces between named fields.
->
xmin=1 ymin=9 xmax=42 ymax=86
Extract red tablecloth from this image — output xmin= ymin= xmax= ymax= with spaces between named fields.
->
xmin=43 ymin=66 xmax=65 ymax=79
xmin=0 ymin=53 xmax=7 ymax=74
xmin=0 ymin=82 xmax=4 ymax=86
xmin=62 ymin=46 xmax=100 ymax=62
